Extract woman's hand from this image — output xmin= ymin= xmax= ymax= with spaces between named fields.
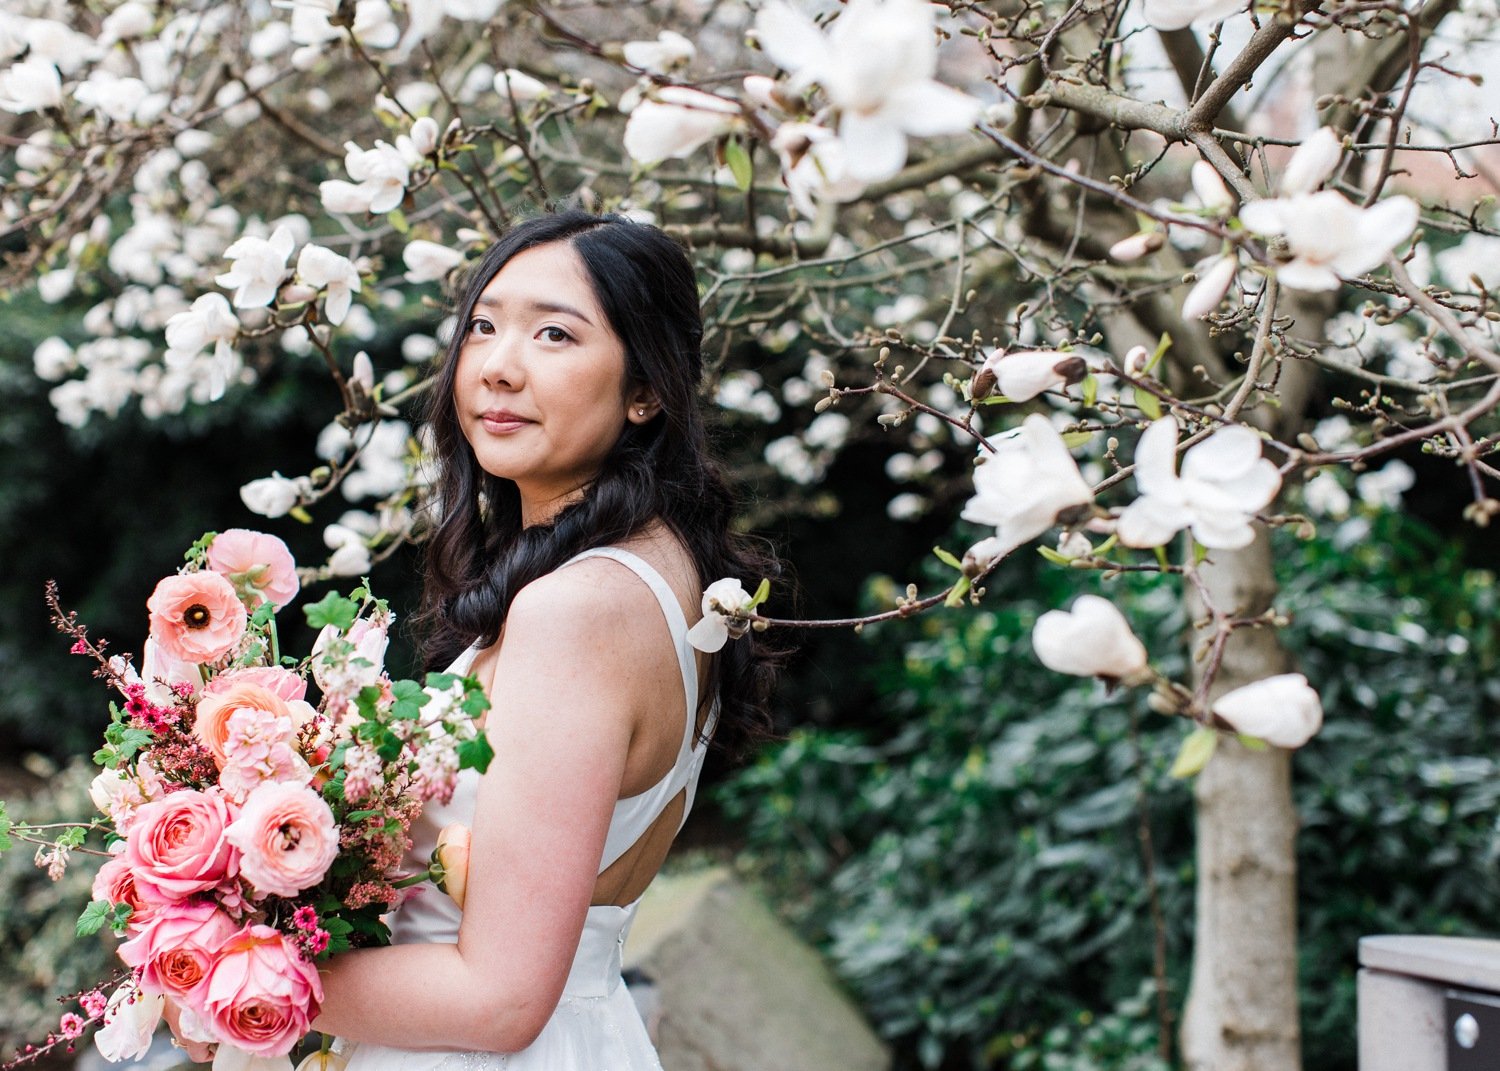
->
xmin=161 ymin=997 xmax=218 ymax=1064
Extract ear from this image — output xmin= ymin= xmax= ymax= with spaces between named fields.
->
xmin=625 ymin=385 xmax=661 ymax=424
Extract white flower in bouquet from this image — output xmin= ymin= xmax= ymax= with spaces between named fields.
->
xmin=313 ymin=615 xmax=390 ymax=699
xmin=0 ymin=57 xmax=63 ymax=114
xmin=216 ymin=225 xmax=296 ymax=309
xmin=754 ymin=0 xmax=982 ymax=182
xmin=1211 ymin=673 xmax=1324 ymax=748
xmin=93 ymin=984 xmax=164 ymax=1062
xmin=961 ymin=414 xmax=1094 ymax=564
xmin=1117 ymin=418 xmax=1282 ymax=549
xmin=295 ymin=244 xmax=362 ymax=326
xmin=1032 ymin=595 xmax=1150 ymax=680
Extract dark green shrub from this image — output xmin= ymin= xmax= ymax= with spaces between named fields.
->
xmin=722 ymin=512 xmax=1500 ymax=1069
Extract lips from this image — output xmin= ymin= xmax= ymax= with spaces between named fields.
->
xmin=478 ymin=409 xmax=535 ymax=433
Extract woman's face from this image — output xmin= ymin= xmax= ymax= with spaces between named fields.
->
xmin=453 ymin=241 xmax=647 ymax=522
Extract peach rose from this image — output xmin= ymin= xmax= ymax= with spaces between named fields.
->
xmin=201 ymin=923 xmax=323 ymax=1057
xmin=147 ymin=572 xmax=247 ymax=665
xmin=92 ymin=854 xmax=158 ymax=933
xmin=123 ymin=790 xmax=238 ymax=902
xmin=432 ymin=823 xmax=471 ymax=910
xmin=117 ymin=899 xmax=239 ymax=1005
xmin=207 ymin=666 xmax=308 ymax=704
xmin=207 ymin=529 xmax=300 ymax=610
xmin=195 ymin=683 xmax=293 ymax=769
xmin=224 ymin=782 xmax=337 ymax=898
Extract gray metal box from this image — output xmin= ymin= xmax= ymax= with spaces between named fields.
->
xmin=1360 ymin=935 xmax=1500 ymax=1069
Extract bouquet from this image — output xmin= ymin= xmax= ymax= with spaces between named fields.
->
xmin=1 ymin=529 xmax=491 ymax=1069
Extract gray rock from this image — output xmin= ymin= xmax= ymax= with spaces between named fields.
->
xmin=624 ymin=868 xmax=890 ymax=1071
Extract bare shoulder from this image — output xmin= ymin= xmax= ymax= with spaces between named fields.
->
xmin=504 ymin=557 xmax=668 ymax=655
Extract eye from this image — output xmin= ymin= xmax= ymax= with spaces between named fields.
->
xmin=539 ymin=326 xmax=573 ymax=344
xmin=465 ymin=316 xmax=494 ymax=337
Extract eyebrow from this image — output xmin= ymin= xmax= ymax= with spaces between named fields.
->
xmin=474 ymin=296 xmax=595 ymax=327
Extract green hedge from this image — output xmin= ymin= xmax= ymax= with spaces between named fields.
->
xmin=721 ymin=511 xmax=1500 ymax=1069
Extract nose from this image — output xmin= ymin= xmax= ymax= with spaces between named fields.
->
xmin=476 ymin=325 xmax=524 ymax=390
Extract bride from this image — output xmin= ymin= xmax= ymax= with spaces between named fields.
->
xmin=172 ymin=210 xmax=781 ymax=1068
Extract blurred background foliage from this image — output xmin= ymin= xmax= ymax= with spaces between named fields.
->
xmin=721 ymin=509 xmax=1500 ymax=1069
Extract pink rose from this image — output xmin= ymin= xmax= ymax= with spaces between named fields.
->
xmin=92 ymin=854 xmax=158 ymax=933
xmin=194 ymin=683 xmax=293 ymax=769
xmin=202 ymin=924 xmax=323 ymax=1057
xmin=117 ymin=900 xmax=239 ymax=1005
xmin=225 ymin=782 xmax=337 ymax=898
xmin=207 ymin=529 xmax=300 ymax=610
xmin=123 ymin=790 xmax=238 ymax=901
xmin=207 ymin=666 xmax=308 ymax=704
xmin=147 ymin=572 xmax=247 ymax=664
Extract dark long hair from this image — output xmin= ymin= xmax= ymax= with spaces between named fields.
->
xmin=413 ymin=211 xmax=781 ymax=757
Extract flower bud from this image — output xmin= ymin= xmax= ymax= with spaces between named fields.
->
xmin=1108 ymin=232 xmax=1163 ymax=262
xmin=431 ymin=822 xmax=472 ymax=909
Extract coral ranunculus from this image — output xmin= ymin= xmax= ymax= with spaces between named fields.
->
xmin=195 ymin=683 xmax=294 ymax=769
xmin=147 ymin=571 xmax=247 ymax=664
xmin=225 ymin=782 xmax=338 ymax=898
xmin=117 ymin=899 xmax=239 ymax=1004
xmin=207 ymin=529 xmax=300 ymax=609
xmin=123 ymin=790 xmax=238 ymax=902
xmin=207 ymin=666 xmax=308 ymax=704
xmin=201 ymin=924 xmax=323 ymax=1056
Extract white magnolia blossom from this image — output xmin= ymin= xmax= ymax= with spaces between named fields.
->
xmin=0 ymin=57 xmax=62 ymax=114
xmin=961 ymin=413 xmax=1094 ymax=563
xmin=407 ymin=115 xmax=440 ymax=157
xmin=1117 ymin=419 xmax=1282 ymax=549
xmin=73 ymin=71 xmax=156 ymax=124
xmin=216 ymin=225 xmax=295 ymax=309
xmin=755 ymin=0 xmax=982 ymax=183
xmin=403 ymin=239 xmax=465 ymax=283
xmin=771 ymin=122 xmax=865 ymax=217
xmin=1181 ymin=255 xmax=1238 ymax=319
xmin=241 ymin=471 xmax=307 ymax=518
xmin=1191 ymin=161 xmax=1233 ymax=213
xmin=1355 ymin=459 xmax=1416 ymax=509
xmin=623 ymin=86 xmax=741 ymax=164
xmin=1279 ymin=127 xmax=1343 ymax=196
xmin=1109 ymin=232 xmax=1162 ymax=262
xmin=295 ymin=243 xmax=362 ymax=325
xmin=623 ymin=30 xmax=696 ymax=74
xmin=100 ymin=3 xmax=154 ymax=44
xmin=1032 ymin=595 xmax=1150 ymax=680
xmin=1239 ymin=190 xmax=1418 ymax=293
xmin=975 ymin=349 xmax=1087 ymax=402
xmin=687 ymin=578 xmax=754 ymax=653
xmin=1303 ymin=472 xmax=1352 ymax=519
xmin=94 ymin=984 xmax=164 ymax=1063
xmin=164 ymin=292 xmax=239 ymax=364
xmin=324 ymin=139 xmax=410 ymax=215
xmin=1212 ymin=673 xmax=1324 ymax=749
xmin=1142 ymin=0 xmax=1247 ymax=30
xmin=494 ymin=68 xmax=550 ymax=103
xmin=324 ymin=522 xmax=374 ymax=576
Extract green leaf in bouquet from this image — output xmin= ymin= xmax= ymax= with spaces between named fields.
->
xmin=0 ymin=802 xmax=12 ymax=852
xmin=323 ymin=917 xmax=356 ymax=937
xmin=461 ymin=689 xmax=490 ymax=718
xmin=250 ymin=603 xmax=276 ymax=628
xmin=56 ymin=827 xmax=86 ymax=850
xmin=355 ymin=685 xmax=383 ymax=723
xmin=425 ymin=672 xmax=460 ymax=692
xmin=459 ymin=734 xmax=496 ymax=774
xmin=389 ymin=679 xmax=431 ymax=720
xmin=321 ymin=775 xmax=345 ymax=805
xmin=375 ymin=729 xmax=404 ymax=762
xmin=76 ymin=900 xmax=112 ymax=937
xmin=344 ymin=809 xmax=379 ymax=822
xmin=305 ymin=592 xmax=359 ymax=631
xmin=185 ymin=531 xmax=217 ymax=566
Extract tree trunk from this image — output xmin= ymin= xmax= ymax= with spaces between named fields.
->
xmin=1179 ymin=535 xmax=1301 ymax=1071
xmin=1177 ymin=290 xmax=1325 ymax=1070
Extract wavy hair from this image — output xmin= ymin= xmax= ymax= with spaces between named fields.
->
xmin=413 ymin=211 xmax=781 ymax=757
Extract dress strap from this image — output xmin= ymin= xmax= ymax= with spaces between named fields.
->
xmin=560 ymin=546 xmax=700 ymax=758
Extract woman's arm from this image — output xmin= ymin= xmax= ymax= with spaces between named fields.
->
xmin=309 ymin=570 xmax=643 ymax=1053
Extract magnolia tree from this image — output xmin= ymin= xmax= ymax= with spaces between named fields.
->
xmin=4 ymin=0 xmax=1499 ymax=1066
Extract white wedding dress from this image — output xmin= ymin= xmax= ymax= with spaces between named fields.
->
xmin=339 ymin=547 xmax=715 ymax=1071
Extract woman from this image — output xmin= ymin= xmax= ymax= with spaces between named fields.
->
xmin=176 ymin=211 xmax=780 ymax=1067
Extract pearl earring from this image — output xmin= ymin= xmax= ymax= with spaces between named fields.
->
xmin=637 ymin=408 xmax=647 ymax=417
